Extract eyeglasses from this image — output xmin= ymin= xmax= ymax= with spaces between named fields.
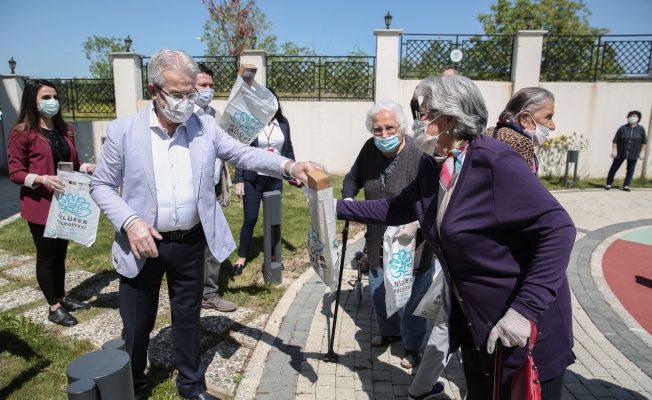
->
xmin=155 ymin=85 xmax=199 ymax=101
xmin=372 ymin=126 xmax=400 ymax=136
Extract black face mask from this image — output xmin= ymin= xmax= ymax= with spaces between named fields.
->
xmin=410 ymin=98 xmax=419 ymax=120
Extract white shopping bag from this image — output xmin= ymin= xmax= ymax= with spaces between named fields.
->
xmin=413 ymin=264 xmax=445 ymax=320
xmin=219 ymin=75 xmax=278 ymax=144
xmin=303 ymin=172 xmax=339 ymax=295
xmin=44 ymin=170 xmax=100 ymax=247
xmin=383 ymin=226 xmax=416 ymax=317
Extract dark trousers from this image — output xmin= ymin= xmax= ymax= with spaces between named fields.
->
xmin=28 ymin=222 xmax=69 ymax=305
xmin=451 ymin=300 xmax=565 ymax=400
xmin=119 ymin=227 xmax=206 ymax=399
xmin=606 ymin=158 xmax=638 ymax=187
xmin=238 ymin=175 xmax=283 ymax=258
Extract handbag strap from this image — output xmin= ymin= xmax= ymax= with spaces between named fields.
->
xmin=528 ymin=321 xmax=537 ymax=352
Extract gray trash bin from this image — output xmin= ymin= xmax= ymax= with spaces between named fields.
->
xmin=67 ymin=349 xmax=134 ymax=400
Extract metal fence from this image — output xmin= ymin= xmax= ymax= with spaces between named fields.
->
xmin=141 ymin=56 xmax=238 ymax=99
xmin=541 ymin=35 xmax=652 ymax=81
xmin=266 ymin=56 xmax=375 ymax=100
xmin=400 ymin=34 xmax=514 ymax=81
xmin=45 ymin=79 xmax=116 ymax=121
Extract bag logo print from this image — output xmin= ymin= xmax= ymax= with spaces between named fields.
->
xmin=58 ymin=194 xmax=93 ymax=217
xmin=308 ymin=226 xmax=325 ymax=252
xmin=389 ymin=249 xmax=413 ymax=279
xmin=230 ymin=111 xmax=264 ymax=137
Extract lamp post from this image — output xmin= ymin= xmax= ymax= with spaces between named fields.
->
xmin=252 ymin=34 xmax=257 ymax=50
xmin=124 ymin=35 xmax=133 ymax=52
xmin=384 ymin=12 xmax=393 ymax=29
xmin=525 ymin=14 xmax=534 ymax=30
xmin=8 ymin=57 xmax=16 ymax=74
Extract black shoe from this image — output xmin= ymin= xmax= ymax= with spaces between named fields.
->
xmin=604 ymin=185 xmax=611 ymax=190
xmin=62 ymin=298 xmax=91 ymax=311
xmin=408 ymin=381 xmax=446 ymax=400
xmin=623 ymin=186 xmax=631 ymax=192
xmin=232 ymin=263 xmax=244 ymax=276
xmin=184 ymin=391 xmax=221 ymax=400
xmin=48 ymin=307 xmax=78 ymax=327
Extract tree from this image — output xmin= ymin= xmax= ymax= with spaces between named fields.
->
xmin=82 ymin=36 xmax=124 ymax=79
xmin=202 ymin=0 xmax=270 ymax=56
xmin=478 ymin=0 xmax=618 ymax=81
xmin=478 ymin=0 xmax=608 ymax=36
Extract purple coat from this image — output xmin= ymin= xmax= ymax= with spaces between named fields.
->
xmin=337 ymin=134 xmax=576 ymax=382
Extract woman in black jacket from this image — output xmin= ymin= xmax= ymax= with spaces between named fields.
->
xmin=232 ymin=90 xmax=297 ymax=275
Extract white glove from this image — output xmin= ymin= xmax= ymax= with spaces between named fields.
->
xmin=611 ymin=150 xmax=617 ymax=159
xmin=487 ymin=308 xmax=531 ymax=354
xmin=395 ymin=221 xmax=420 ymax=239
xmin=640 ymin=151 xmax=645 ymax=160
xmin=42 ymin=175 xmax=64 ymax=191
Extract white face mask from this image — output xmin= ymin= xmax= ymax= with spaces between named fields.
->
xmin=38 ymin=98 xmax=60 ymax=118
xmin=194 ymin=89 xmax=214 ymax=108
xmin=628 ymin=116 xmax=639 ymax=125
xmin=413 ymin=117 xmax=441 ymax=156
xmin=526 ymin=116 xmax=551 ymax=148
xmin=157 ymin=94 xmax=194 ymax=123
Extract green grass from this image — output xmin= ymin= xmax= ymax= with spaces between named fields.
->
xmin=1 ymin=172 xmax=649 ymax=399
xmin=538 ymin=175 xmax=652 ymax=190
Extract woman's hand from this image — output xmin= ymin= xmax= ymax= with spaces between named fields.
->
xmin=234 ymin=183 xmax=245 ymax=198
xmin=86 ymin=164 xmax=96 ymax=174
xmin=487 ymin=308 xmax=531 ymax=354
xmin=42 ymin=175 xmax=64 ymax=191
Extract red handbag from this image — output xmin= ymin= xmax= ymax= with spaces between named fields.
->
xmin=493 ymin=321 xmax=542 ymax=400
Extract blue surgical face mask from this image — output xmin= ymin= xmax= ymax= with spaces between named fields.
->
xmin=374 ymin=134 xmax=401 ymax=153
xmin=38 ymin=99 xmax=60 ymax=118
xmin=194 ymin=89 xmax=214 ymax=108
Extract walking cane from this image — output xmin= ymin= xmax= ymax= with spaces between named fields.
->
xmin=493 ymin=342 xmax=504 ymax=400
xmin=323 ymin=220 xmax=349 ymax=362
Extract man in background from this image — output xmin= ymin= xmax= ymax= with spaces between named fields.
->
xmin=194 ymin=63 xmax=237 ymax=313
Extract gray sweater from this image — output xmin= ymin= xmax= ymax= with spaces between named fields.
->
xmin=342 ymin=135 xmax=432 ymax=273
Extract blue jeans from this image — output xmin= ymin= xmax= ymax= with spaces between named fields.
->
xmin=369 ymin=264 xmax=433 ymax=353
xmin=238 ymin=175 xmax=283 ymax=259
xmin=606 ymin=158 xmax=638 ymax=187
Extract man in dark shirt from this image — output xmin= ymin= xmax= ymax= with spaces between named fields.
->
xmin=605 ymin=110 xmax=647 ymax=191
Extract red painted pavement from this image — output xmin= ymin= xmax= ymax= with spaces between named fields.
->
xmin=603 ymin=239 xmax=652 ymax=334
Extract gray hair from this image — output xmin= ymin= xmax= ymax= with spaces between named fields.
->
xmin=147 ymin=49 xmax=199 ymax=88
xmin=365 ymin=101 xmax=408 ymax=134
xmin=418 ymin=75 xmax=488 ymax=140
xmin=500 ymin=87 xmax=555 ymax=122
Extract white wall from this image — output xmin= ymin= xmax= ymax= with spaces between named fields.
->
xmin=70 ymin=121 xmax=110 ymax=163
xmin=542 ymin=81 xmax=652 ymax=178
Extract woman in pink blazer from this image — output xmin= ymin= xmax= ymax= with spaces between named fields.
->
xmin=8 ymin=79 xmax=95 ymax=327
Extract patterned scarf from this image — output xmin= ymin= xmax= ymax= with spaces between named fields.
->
xmin=440 ymin=141 xmax=468 ymax=189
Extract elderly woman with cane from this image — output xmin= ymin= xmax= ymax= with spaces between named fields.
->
xmin=336 ymin=75 xmax=575 ymax=400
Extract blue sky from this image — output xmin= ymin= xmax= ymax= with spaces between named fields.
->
xmin=1 ymin=0 xmax=650 ymax=78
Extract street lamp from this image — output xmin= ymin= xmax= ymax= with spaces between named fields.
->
xmin=384 ymin=12 xmax=393 ymax=29
xmin=8 ymin=57 xmax=16 ymax=74
xmin=252 ymin=34 xmax=257 ymax=50
xmin=525 ymin=14 xmax=534 ymax=30
xmin=124 ymin=35 xmax=133 ymax=52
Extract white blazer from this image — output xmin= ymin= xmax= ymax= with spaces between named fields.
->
xmin=90 ymin=107 xmax=289 ymax=278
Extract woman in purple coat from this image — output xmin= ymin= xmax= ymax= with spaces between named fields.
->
xmin=337 ymin=75 xmax=575 ymax=400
